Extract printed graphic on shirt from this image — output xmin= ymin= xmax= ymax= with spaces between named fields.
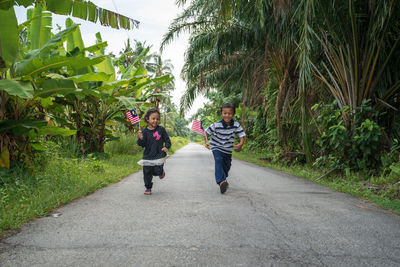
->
xmin=153 ymin=131 xmax=161 ymax=140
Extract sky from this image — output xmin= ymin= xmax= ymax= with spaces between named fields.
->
xmin=14 ymin=0 xmax=206 ymax=118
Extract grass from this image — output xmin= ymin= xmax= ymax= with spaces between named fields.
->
xmin=0 ymin=135 xmax=189 ymax=237
xmin=233 ymin=150 xmax=400 ymax=215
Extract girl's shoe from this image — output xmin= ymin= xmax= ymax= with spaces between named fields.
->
xmin=159 ymin=171 xmax=165 ymax=179
xmin=144 ymin=189 xmax=152 ymax=195
xmin=219 ymin=180 xmax=229 ymax=194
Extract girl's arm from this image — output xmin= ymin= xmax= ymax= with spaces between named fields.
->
xmin=162 ymin=127 xmax=171 ymax=151
xmin=137 ymin=130 xmax=146 ymax=147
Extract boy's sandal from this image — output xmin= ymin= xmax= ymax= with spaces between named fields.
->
xmin=219 ymin=180 xmax=229 ymax=194
xmin=144 ymin=189 xmax=152 ymax=195
xmin=159 ymin=171 xmax=165 ymax=179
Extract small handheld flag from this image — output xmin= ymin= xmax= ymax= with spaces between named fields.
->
xmin=126 ymin=108 xmax=140 ymax=124
xmin=191 ymin=119 xmax=205 ymax=135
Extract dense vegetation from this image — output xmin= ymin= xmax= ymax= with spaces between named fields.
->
xmin=0 ymin=1 xmax=189 ymax=234
xmin=163 ymin=0 xmax=400 ymax=203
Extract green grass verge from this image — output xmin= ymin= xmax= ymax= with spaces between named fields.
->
xmin=233 ymin=151 xmax=400 ymax=215
xmin=0 ymin=136 xmax=189 ymax=237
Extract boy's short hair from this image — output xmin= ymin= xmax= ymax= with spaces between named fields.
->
xmin=221 ymin=103 xmax=235 ymax=114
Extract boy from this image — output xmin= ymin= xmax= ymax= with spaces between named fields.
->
xmin=204 ymin=103 xmax=245 ymax=194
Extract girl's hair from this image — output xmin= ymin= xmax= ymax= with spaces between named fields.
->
xmin=221 ymin=103 xmax=235 ymax=114
xmin=143 ymin=108 xmax=161 ymax=123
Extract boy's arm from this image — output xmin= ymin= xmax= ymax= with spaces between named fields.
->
xmin=234 ymin=137 xmax=245 ymax=151
xmin=204 ymin=133 xmax=210 ymax=149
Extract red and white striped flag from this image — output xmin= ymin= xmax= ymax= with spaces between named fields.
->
xmin=126 ymin=108 xmax=140 ymax=124
xmin=191 ymin=119 xmax=205 ymax=135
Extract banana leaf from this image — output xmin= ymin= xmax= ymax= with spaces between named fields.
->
xmin=28 ymin=6 xmax=52 ymax=50
xmin=2 ymin=0 xmax=139 ymax=30
xmin=14 ymin=24 xmax=79 ymax=75
xmin=36 ymin=79 xmax=101 ymax=98
xmin=15 ymin=54 xmax=106 ymax=77
xmin=37 ymin=126 xmax=76 ymax=136
xmin=0 ymin=79 xmax=33 ymax=98
xmin=0 ymin=119 xmax=47 ymax=135
xmin=0 ymin=7 xmax=19 ymax=68
xmin=117 ymin=97 xmax=137 ymax=110
xmin=67 ymin=72 xmax=112 ymax=83
xmin=94 ymin=32 xmax=115 ymax=83
xmin=83 ymin=42 xmax=107 ymax=53
xmin=65 ymin=18 xmax=85 ymax=52
xmin=95 ymin=76 xmax=146 ymax=91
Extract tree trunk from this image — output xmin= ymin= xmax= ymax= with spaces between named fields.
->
xmin=276 ymin=67 xmax=289 ymax=142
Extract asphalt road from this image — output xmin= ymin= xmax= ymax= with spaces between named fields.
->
xmin=1 ymin=143 xmax=400 ymax=266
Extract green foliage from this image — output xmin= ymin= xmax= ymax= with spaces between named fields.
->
xmin=168 ymin=137 xmax=189 ymax=154
xmin=312 ymin=100 xmax=383 ymax=171
xmin=0 ymin=152 xmax=142 ymax=234
xmin=247 ymin=107 xmax=278 ymax=154
xmin=104 ymin=133 xmax=143 ymax=156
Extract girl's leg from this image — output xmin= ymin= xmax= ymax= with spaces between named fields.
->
xmin=143 ymin=166 xmax=153 ymax=189
xmin=153 ymin=164 xmax=164 ymax=176
xmin=212 ymin=150 xmax=226 ymax=184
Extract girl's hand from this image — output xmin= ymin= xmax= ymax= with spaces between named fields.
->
xmin=162 ymin=147 xmax=168 ymax=153
xmin=205 ymin=143 xmax=210 ymax=149
xmin=137 ymin=130 xmax=143 ymax=140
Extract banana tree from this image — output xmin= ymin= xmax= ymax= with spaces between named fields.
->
xmin=50 ymin=24 xmax=174 ymax=153
xmin=0 ymin=7 xmax=108 ymax=168
xmin=0 ymin=0 xmax=139 ymax=30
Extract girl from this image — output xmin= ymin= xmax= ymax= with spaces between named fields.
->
xmin=137 ymin=108 xmax=171 ymax=195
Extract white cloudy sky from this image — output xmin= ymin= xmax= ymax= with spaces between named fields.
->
xmin=15 ymin=0 xmax=206 ymax=118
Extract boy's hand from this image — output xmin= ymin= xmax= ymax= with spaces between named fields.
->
xmin=137 ymin=130 xmax=143 ymax=140
xmin=205 ymin=143 xmax=210 ymax=149
xmin=162 ymin=147 xmax=168 ymax=153
xmin=234 ymin=143 xmax=243 ymax=152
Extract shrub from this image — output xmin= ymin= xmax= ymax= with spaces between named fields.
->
xmin=104 ymin=133 xmax=143 ymax=155
xmin=312 ymin=100 xmax=382 ymax=171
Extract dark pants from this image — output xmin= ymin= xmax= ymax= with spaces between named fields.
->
xmin=212 ymin=150 xmax=232 ymax=184
xmin=143 ymin=165 xmax=164 ymax=189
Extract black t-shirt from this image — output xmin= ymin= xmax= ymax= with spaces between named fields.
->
xmin=137 ymin=126 xmax=172 ymax=160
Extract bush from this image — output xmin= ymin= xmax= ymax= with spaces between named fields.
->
xmin=169 ymin=137 xmax=189 ymax=154
xmin=312 ymin=100 xmax=382 ymax=171
xmin=104 ymin=133 xmax=143 ymax=155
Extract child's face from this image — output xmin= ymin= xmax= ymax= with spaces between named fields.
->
xmin=147 ymin=112 xmax=160 ymax=128
xmin=221 ymin=107 xmax=234 ymax=124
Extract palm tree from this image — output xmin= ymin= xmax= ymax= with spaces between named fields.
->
xmin=164 ymin=0 xmax=400 ymax=164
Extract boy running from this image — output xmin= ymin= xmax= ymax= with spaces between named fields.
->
xmin=204 ymin=103 xmax=245 ymax=194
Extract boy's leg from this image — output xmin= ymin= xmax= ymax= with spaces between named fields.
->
xmin=143 ymin=166 xmax=153 ymax=189
xmin=212 ymin=150 xmax=227 ymax=184
xmin=221 ymin=152 xmax=232 ymax=178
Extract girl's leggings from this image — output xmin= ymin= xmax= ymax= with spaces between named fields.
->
xmin=143 ymin=165 xmax=164 ymax=189
xmin=212 ymin=150 xmax=232 ymax=184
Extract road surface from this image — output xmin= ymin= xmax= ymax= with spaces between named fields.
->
xmin=1 ymin=143 xmax=400 ymax=266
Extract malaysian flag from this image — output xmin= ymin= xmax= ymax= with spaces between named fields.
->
xmin=126 ymin=108 xmax=140 ymax=124
xmin=191 ymin=119 xmax=205 ymax=135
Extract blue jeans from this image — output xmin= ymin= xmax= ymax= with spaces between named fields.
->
xmin=212 ymin=150 xmax=232 ymax=184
